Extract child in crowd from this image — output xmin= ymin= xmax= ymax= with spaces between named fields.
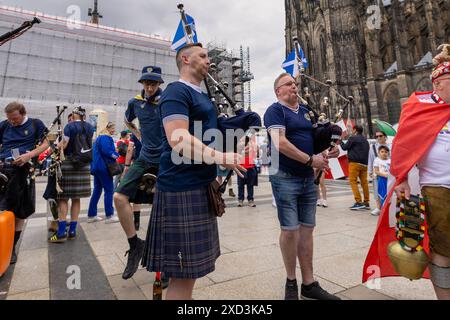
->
xmin=373 ymin=145 xmax=391 ymax=214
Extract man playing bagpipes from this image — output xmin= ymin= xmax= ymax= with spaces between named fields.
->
xmin=0 ymin=102 xmax=49 ymax=265
xmin=363 ymin=44 xmax=450 ymax=300
xmin=264 ymin=73 xmax=342 ymax=300
xmin=113 ymin=66 xmax=165 ymax=280
xmin=141 ymin=43 xmax=247 ymax=300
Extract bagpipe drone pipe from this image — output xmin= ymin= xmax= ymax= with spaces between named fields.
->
xmin=41 ymin=106 xmax=68 ymax=220
xmin=0 ymin=17 xmax=41 ymax=46
xmin=289 ymin=37 xmax=352 ymax=183
xmin=309 ymin=109 xmax=343 ymax=156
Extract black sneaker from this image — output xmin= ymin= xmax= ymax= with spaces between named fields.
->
xmin=68 ymin=231 xmax=77 ymax=240
xmin=10 ymin=249 xmax=17 ymax=265
xmin=362 ymin=202 xmax=371 ymax=210
xmin=134 ymin=213 xmax=140 ymax=231
xmin=284 ymin=279 xmax=299 ymax=300
xmin=350 ymin=203 xmax=365 ymax=210
xmin=122 ymin=238 xmax=145 ymax=280
xmin=161 ymin=272 xmax=169 ymax=289
xmin=301 ymin=281 xmax=341 ymax=300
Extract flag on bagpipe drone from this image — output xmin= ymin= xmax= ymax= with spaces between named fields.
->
xmin=280 ymin=39 xmax=344 ymax=156
xmin=282 ymin=45 xmax=308 ymax=78
xmin=172 ymin=4 xmax=262 ymax=153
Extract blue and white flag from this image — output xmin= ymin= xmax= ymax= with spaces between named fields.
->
xmin=282 ymin=45 xmax=308 ymax=77
xmin=171 ymin=14 xmax=198 ymax=51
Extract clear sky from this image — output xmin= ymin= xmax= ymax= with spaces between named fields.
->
xmin=1 ymin=0 xmax=287 ymax=116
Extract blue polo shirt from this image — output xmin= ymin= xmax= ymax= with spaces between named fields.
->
xmin=126 ymin=89 xmax=163 ymax=165
xmin=157 ymin=80 xmax=218 ymax=192
xmin=0 ymin=118 xmax=47 ymax=160
xmin=264 ymin=102 xmax=314 ymax=178
xmin=63 ymin=121 xmax=95 ymax=156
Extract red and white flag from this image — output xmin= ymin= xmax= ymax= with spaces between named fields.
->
xmin=362 ymin=91 xmax=450 ymax=283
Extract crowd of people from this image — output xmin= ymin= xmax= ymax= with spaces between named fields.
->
xmin=1 ymin=42 xmax=449 ymax=301
xmin=341 ymin=125 xmax=392 ymax=215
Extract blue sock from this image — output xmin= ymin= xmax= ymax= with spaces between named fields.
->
xmin=69 ymin=221 xmax=78 ymax=234
xmin=57 ymin=221 xmax=67 ymax=237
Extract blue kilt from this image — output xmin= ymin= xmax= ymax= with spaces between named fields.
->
xmin=142 ymin=187 xmax=221 ymax=279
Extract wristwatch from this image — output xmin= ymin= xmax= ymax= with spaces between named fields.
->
xmin=305 ymin=156 xmax=313 ymax=167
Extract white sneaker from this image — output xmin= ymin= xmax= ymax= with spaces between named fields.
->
xmin=371 ymin=208 xmax=381 ymax=216
xmin=317 ymin=199 xmax=323 ymax=207
xmin=87 ymin=216 xmax=103 ymax=223
xmin=105 ymin=215 xmax=120 ymax=224
xmin=322 ymin=200 xmax=328 ymax=208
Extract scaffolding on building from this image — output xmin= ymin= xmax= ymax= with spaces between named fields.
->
xmin=240 ymin=46 xmax=254 ymax=111
xmin=206 ymin=41 xmax=253 ymax=115
xmin=0 ymin=5 xmax=177 ymax=126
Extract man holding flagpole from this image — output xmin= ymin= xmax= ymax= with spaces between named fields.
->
xmin=363 ymin=44 xmax=450 ymax=300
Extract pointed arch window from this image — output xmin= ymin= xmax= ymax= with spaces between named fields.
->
xmin=319 ymin=35 xmax=327 ymax=75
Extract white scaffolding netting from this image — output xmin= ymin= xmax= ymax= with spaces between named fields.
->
xmin=0 ymin=7 xmax=178 ymax=127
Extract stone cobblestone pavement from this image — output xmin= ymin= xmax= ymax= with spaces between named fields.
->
xmin=0 ymin=176 xmax=436 ymax=300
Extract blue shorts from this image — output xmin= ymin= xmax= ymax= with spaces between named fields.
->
xmin=270 ymin=170 xmax=317 ymax=230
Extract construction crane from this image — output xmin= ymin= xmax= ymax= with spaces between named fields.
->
xmin=88 ymin=0 xmax=103 ymax=25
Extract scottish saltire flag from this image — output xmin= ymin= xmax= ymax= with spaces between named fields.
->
xmin=171 ymin=14 xmax=198 ymax=51
xmin=282 ymin=46 xmax=309 ymax=77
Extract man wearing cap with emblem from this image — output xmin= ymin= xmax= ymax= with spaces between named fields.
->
xmin=394 ymin=44 xmax=450 ymax=299
xmin=113 ymin=66 xmax=164 ymax=280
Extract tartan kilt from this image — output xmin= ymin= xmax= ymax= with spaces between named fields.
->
xmin=0 ymin=163 xmax=35 ymax=219
xmin=57 ymin=160 xmax=91 ymax=199
xmin=142 ymin=187 xmax=221 ymax=279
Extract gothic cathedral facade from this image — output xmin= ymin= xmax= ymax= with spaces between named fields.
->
xmin=285 ymin=0 xmax=450 ymax=134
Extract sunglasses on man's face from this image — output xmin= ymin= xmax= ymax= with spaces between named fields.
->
xmin=376 ymin=135 xmax=385 ymax=138
xmin=276 ymin=81 xmax=299 ymax=90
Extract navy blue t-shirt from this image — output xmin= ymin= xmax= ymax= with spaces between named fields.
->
xmin=157 ymin=81 xmax=218 ymax=192
xmin=264 ymin=102 xmax=314 ymax=177
xmin=63 ymin=121 xmax=95 ymax=156
xmin=126 ymin=89 xmax=163 ymax=165
xmin=0 ymin=118 xmax=47 ymax=159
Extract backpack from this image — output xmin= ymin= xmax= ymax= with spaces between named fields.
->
xmin=117 ymin=140 xmax=128 ymax=157
xmin=70 ymin=122 xmax=92 ymax=167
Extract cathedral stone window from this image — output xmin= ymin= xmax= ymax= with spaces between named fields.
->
xmin=384 ymin=84 xmax=401 ymax=124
